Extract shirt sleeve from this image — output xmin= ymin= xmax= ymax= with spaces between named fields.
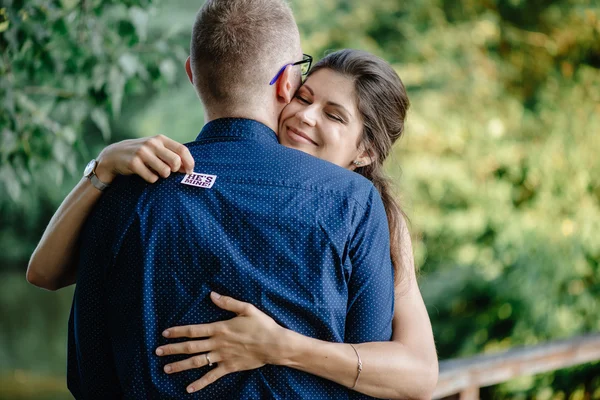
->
xmin=68 ymin=181 xmax=126 ymax=398
xmin=68 ymin=175 xmax=143 ymax=398
xmin=345 ymin=186 xmax=395 ymax=344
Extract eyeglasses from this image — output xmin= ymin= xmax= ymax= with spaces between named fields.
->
xmin=269 ymin=54 xmax=313 ymax=85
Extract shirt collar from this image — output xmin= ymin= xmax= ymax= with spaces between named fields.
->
xmin=195 ymin=118 xmax=278 ymax=145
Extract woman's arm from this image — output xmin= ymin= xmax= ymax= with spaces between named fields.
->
xmin=283 ymin=252 xmax=438 ymax=399
xmin=157 ymin=221 xmax=438 ymax=399
xmin=27 ymin=135 xmax=194 ymax=291
xmin=282 ymin=220 xmax=437 ymax=399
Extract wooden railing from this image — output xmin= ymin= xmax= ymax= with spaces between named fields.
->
xmin=433 ymin=333 xmax=600 ymax=399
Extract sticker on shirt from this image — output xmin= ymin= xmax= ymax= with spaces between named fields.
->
xmin=181 ymin=173 xmax=217 ymax=189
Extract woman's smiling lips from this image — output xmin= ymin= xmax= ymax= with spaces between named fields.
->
xmin=286 ymin=126 xmax=318 ymax=146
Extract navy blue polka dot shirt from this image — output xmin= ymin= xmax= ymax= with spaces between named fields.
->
xmin=68 ymin=118 xmax=394 ymax=399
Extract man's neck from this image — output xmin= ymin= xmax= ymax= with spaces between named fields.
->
xmin=204 ymin=107 xmax=279 ymax=135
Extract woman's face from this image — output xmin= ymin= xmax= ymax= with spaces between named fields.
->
xmin=278 ymin=69 xmax=366 ymax=169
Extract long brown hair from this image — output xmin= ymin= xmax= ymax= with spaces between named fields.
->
xmin=308 ymin=49 xmax=410 ymax=286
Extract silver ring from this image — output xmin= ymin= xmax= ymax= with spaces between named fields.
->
xmin=205 ymin=353 xmax=213 ymax=367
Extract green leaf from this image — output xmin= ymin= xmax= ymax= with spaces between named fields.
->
xmin=60 ymin=127 xmax=77 ymax=145
xmin=54 ymin=163 xmax=64 ymax=186
xmin=65 ymin=152 xmax=78 ymax=176
xmin=0 ymin=165 xmax=21 ymax=201
xmin=13 ymin=157 xmax=31 ymax=185
xmin=91 ymin=108 xmax=111 ymax=142
xmin=159 ymin=59 xmax=177 ymax=84
xmin=119 ymin=53 xmax=139 ymax=78
xmin=108 ymin=66 xmax=125 ymax=116
xmin=52 ymin=139 xmax=71 ymax=165
xmin=0 ymin=7 xmax=8 ymax=33
xmin=92 ymin=64 xmax=107 ymax=91
xmin=129 ymin=6 xmax=148 ymax=42
xmin=59 ymin=0 xmax=79 ymax=11
xmin=1 ymin=128 xmax=18 ymax=156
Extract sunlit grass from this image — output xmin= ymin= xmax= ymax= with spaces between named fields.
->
xmin=0 ymin=371 xmax=70 ymax=400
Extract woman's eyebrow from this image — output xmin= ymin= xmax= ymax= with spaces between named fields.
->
xmin=303 ymin=84 xmax=352 ymax=118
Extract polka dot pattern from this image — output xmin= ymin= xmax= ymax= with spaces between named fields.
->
xmin=68 ymin=118 xmax=394 ymax=399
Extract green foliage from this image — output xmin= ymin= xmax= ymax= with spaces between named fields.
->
xmin=0 ymin=0 xmax=185 ymax=202
xmin=293 ymin=0 xmax=600 ymax=397
xmin=0 ymin=0 xmax=189 ymax=267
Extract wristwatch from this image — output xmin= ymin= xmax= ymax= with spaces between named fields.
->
xmin=84 ymin=159 xmax=110 ymax=192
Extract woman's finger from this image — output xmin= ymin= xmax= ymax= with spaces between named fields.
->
xmin=129 ymin=158 xmax=159 ymax=183
xmin=162 ymin=322 xmax=218 ymax=339
xmin=187 ymin=364 xmax=231 ymax=393
xmin=156 ymin=338 xmax=215 ymax=356
xmin=137 ymin=150 xmax=173 ymax=179
xmin=210 ymin=291 xmax=253 ymax=315
xmin=154 ymin=145 xmax=183 ymax=173
xmin=163 ymin=352 xmax=221 ymax=375
xmin=158 ymin=135 xmax=195 ymax=174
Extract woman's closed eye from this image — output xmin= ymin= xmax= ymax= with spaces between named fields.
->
xmin=326 ymin=113 xmax=345 ymax=123
xmin=295 ymin=94 xmax=310 ymax=104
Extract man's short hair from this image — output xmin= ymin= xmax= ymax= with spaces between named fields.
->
xmin=191 ymin=0 xmax=300 ymax=108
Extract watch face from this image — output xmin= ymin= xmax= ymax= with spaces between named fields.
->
xmin=84 ymin=159 xmax=97 ymax=177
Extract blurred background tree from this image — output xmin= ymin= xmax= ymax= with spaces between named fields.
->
xmin=1 ymin=0 xmax=599 ymax=398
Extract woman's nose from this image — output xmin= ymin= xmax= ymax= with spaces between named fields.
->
xmin=296 ymin=107 xmax=316 ymax=127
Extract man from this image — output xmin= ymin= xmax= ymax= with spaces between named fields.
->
xmin=67 ymin=0 xmax=394 ymax=398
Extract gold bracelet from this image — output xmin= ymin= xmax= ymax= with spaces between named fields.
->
xmin=349 ymin=344 xmax=363 ymax=389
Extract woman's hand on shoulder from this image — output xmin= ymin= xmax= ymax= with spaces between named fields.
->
xmin=94 ymin=135 xmax=194 ymax=184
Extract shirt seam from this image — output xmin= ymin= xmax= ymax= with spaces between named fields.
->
xmin=109 ymin=186 xmax=147 ymax=269
xmin=194 ymin=176 xmax=370 ymax=212
xmin=185 ymin=137 xmax=372 ymax=211
xmin=189 ymin=136 xmax=277 ymax=146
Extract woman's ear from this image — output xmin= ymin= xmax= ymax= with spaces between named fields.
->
xmin=351 ymin=146 xmax=377 ymax=170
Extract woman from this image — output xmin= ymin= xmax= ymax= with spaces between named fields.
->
xmin=28 ymin=50 xmax=437 ymax=399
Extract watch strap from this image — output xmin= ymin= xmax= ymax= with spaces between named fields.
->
xmin=90 ymin=173 xmax=110 ymax=192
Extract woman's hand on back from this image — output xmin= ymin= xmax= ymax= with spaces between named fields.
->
xmin=95 ymin=135 xmax=195 ymax=184
xmin=156 ymin=292 xmax=286 ymax=393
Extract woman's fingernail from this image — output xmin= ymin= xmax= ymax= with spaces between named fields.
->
xmin=164 ymin=365 xmax=172 ymax=373
xmin=187 ymin=386 xmax=195 ymax=393
xmin=156 ymin=348 xmax=164 ymax=356
xmin=211 ymin=291 xmax=221 ymax=299
xmin=162 ymin=330 xmax=170 ymax=337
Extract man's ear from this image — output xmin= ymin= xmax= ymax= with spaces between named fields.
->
xmin=351 ymin=146 xmax=377 ymax=170
xmin=276 ymin=64 xmax=299 ymax=105
xmin=185 ymin=57 xmax=193 ymax=84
